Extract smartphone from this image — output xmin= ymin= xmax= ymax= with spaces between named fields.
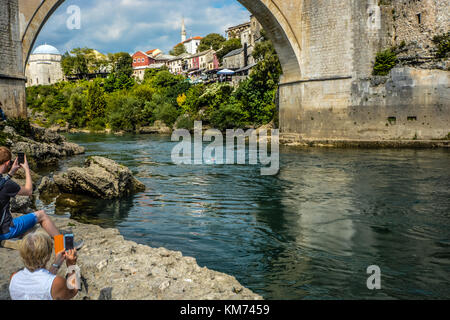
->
xmin=17 ymin=153 xmax=25 ymax=164
xmin=64 ymin=234 xmax=74 ymax=250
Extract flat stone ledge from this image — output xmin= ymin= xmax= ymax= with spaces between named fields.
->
xmin=280 ymin=136 xmax=450 ymax=149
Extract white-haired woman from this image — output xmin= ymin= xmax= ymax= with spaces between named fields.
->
xmin=9 ymin=232 xmax=79 ymax=300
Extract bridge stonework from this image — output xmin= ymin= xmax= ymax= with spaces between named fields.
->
xmin=1 ymin=0 xmax=449 ymax=140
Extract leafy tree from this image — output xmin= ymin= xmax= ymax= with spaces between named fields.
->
xmin=104 ymin=52 xmax=134 ymax=92
xmin=179 ymin=85 xmax=205 ymax=116
xmin=209 ymin=99 xmax=248 ymax=131
xmin=197 ymin=33 xmax=226 ymax=52
xmin=169 ymin=43 xmax=187 ymax=56
xmin=153 ymin=103 xmax=179 ymax=126
xmin=250 ymin=40 xmax=282 ymax=90
xmin=143 ymin=66 xmax=169 ymax=82
xmin=228 ymin=38 xmax=282 ymax=125
xmin=106 ymin=93 xmax=143 ymax=132
xmin=65 ymin=92 xmax=87 ymax=127
xmin=85 ymin=79 xmax=106 ymax=125
xmin=150 ymin=70 xmax=183 ymax=89
xmin=61 ymin=48 xmax=105 ymax=79
xmin=108 ymin=52 xmax=133 ymax=78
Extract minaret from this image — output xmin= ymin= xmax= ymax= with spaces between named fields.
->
xmin=181 ymin=17 xmax=187 ymax=43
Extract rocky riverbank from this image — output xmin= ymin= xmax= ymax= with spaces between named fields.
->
xmin=0 ymin=121 xmax=85 ymax=167
xmin=0 ymin=214 xmax=262 ymax=300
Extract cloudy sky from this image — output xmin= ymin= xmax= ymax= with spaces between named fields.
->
xmin=34 ymin=0 xmax=250 ymax=55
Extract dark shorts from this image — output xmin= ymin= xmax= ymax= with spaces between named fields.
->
xmin=0 ymin=213 xmax=38 ymax=241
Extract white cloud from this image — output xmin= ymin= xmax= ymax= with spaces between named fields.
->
xmin=34 ymin=0 xmax=250 ymax=55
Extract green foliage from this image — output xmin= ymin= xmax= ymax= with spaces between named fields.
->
xmin=6 ymin=117 xmax=32 ymax=137
xmin=89 ymin=117 xmax=106 ymax=132
xmin=197 ymin=84 xmax=233 ymax=117
xmin=209 ymin=99 xmax=248 ymax=131
xmin=0 ymin=131 xmax=10 ymax=146
xmin=144 ymin=66 xmax=169 ymax=81
xmin=61 ymin=47 xmax=106 ymax=79
xmin=153 ymin=102 xmax=179 ymax=126
xmin=104 ymin=52 xmax=135 ymax=92
xmin=106 ymin=93 xmax=143 ymax=132
xmin=85 ymin=79 xmax=106 ymax=126
xmin=150 ymin=70 xmax=181 ymax=88
xmin=108 ymin=52 xmax=134 ymax=78
xmin=169 ymin=43 xmax=187 ymax=56
xmin=373 ymin=49 xmax=398 ymax=76
xmin=198 ymin=33 xmax=226 ymax=52
xmin=179 ymin=85 xmax=205 ymax=116
xmin=432 ymin=32 xmax=450 ymax=59
xmin=175 ymin=115 xmax=195 ymax=130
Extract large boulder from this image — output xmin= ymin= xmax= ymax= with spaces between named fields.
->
xmin=10 ymin=196 xmax=34 ymax=214
xmin=52 ymin=156 xmax=145 ymax=199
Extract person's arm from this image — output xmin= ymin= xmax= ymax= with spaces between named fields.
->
xmin=51 ymin=276 xmax=79 ymax=300
xmin=49 ymin=251 xmax=66 ymax=275
xmin=15 ymin=155 xmax=32 ymax=197
xmin=51 ymin=249 xmax=79 ymax=300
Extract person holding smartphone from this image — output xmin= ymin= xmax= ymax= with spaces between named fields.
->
xmin=9 ymin=232 xmax=80 ymax=300
xmin=0 ymin=146 xmax=60 ymax=241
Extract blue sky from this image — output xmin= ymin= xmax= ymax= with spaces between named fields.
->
xmin=33 ymin=0 xmax=250 ymax=55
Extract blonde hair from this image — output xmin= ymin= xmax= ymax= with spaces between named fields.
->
xmin=19 ymin=232 xmax=53 ymax=272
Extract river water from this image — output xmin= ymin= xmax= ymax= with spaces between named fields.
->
xmin=36 ymin=133 xmax=450 ymax=300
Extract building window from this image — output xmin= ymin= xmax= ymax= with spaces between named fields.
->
xmin=417 ymin=13 xmax=422 ymax=24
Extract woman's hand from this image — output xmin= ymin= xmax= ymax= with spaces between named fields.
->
xmin=54 ymin=251 xmax=66 ymax=267
xmin=19 ymin=154 xmax=30 ymax=172
xmin=65 ymin=249 xmax=77 ymax=267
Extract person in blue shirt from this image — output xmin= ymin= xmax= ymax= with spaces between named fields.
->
xmin=0 ymin=146 xmax=59 ymax=241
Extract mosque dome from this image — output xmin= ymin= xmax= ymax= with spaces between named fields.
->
xmin=32 ymin=44 xmax=61 ymax=55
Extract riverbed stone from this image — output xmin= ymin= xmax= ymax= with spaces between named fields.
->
xmin=9 ymin=196 xmax=33 ymax=214
xmin=52 ymin=156 xmax=146 ymax=199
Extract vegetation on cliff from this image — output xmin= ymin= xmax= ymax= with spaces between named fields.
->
xmin=432 ymin=32 xmax=450 ymax=59
xmin=373 ymin=49 xmax=398 ymax=76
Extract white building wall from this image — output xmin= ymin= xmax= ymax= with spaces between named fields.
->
xmin=25 ymin=53 xmax=63 ymax=86
xmin=184 ymin=39 xmax=201 ymax=54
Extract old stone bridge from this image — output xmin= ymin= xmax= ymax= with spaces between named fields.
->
xmin=1 ymin=0 xmax=449 ymax=140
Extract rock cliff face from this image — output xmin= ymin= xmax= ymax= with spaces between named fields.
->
xmin=52 ymin=156 xmax=146 ymax=199
xmin=1 ymin=123 xmax=85 ymax=166
xmin=0 ymin=215 xmax=262 ymax=300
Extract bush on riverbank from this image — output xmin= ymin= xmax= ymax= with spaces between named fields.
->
xmin=26 ymin=39 xmax=281 ymax=132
